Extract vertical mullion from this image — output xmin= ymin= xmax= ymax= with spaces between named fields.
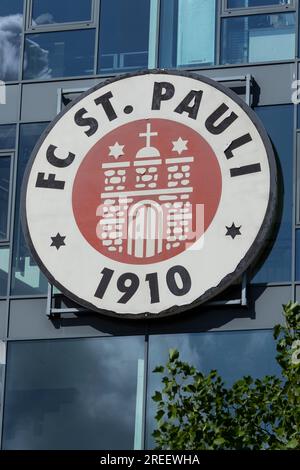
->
xmin=148 ymin=0 xmax=160 ymax=69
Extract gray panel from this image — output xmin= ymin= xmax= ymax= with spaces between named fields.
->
xmin=0 ymin=85 xmax=19 ymax=124
xmin=201 ymin=63 xmax=295 ymax=106
xmin=21 ymin=78 xmax=104 ymax=122
xmin=148 ymin=285 xmax=293 ymax=334
xmin=296 ymin=286 xmax=300 ymax=303
xmin=8 ymin=286 xmax=292 ymax=339
xmin=0 ymin=301 xmax=7 ymax=339
xmin=8 ymin=298 xmax=147 ymax=339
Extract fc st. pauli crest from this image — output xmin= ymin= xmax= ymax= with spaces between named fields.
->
xmin=22 ymin=71 xmax=277 ymax=319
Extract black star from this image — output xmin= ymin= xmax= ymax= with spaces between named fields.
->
xmin=50 ymin=233 xmax=66 ymax=250
xmin=226 ymin=223 xmax=241 ymax=240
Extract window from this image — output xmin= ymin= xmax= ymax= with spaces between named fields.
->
xmin=0 ymin=0 xmax=24 ymax=81
xmin=0 ymin=247 xmax=9 ymax=296
xmin=0 ymin=341 xmax=5 ymax=428
xmin=221 ymin=13 xmax=295 ymax=64
xmin=11 ymin=122 xmax=49 ymax=296
xmin=296 ymin=230 xmax=300 ymax=282
xmin=0 ymin=154 xmax=12 ymax=241
xmin=226 ymin=0 xmax=293 ymax=8
xmin=3 ymin=336 xmax=145 ymax=449
xmin=146 ymin=330 xmax=280 ymax=448
xmin=253 ymin=105 xmax=293 ymax=283
xmin=98 ymin=0 xmax=155 ymax=73
xmin=30 ymin=0 xmax=94 ymax=28
xmin=159 ymin=0 xmax=216 ymax=68
xmin=23 ymin=29 xmax=96 ymax=80
xmin=297 ymin=133 xmax=300 ymax=224
xmin=0 ymin=125 xmax=16 ymax=150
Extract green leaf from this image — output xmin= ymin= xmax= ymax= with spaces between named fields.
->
xmin=286 ymin=438 xmax=299 ymax=449
xmin=153 ymin=366 xmax=164 ymax=373
xmin=155 ymin=409 xmax=165 ymax=421
xmin=169 ymin=349 xmax=179 ymax=362
xmin=152 ymin=391 xmax=162 ymax=402
xmin=213 ymin=437 xmax=225 ymax=446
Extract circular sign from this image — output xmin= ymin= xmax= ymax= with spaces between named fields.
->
xmin=22 ymin=71 xmax=277 ymax=319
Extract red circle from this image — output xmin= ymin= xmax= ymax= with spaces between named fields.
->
xmin=72 ymin=119 xmax=222 ymax=264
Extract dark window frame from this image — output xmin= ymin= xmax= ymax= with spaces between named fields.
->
xmin=0 ymin=152 xmax=14 ymax=244
xmin=221 ymin=0 xmax=295 ymax=17
xmin=296 ymin=131 xmax=300 ymax=226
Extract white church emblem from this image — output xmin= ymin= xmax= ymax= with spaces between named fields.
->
xmin=22 ymin=71 xmax=277 ymax=318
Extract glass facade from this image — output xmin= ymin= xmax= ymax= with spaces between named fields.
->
xmin=146 ymin=330 xmax=280 ymax=448
xmin=3 ymin=336 xmax=144 ymax=449
xmin=24 ymin=30 xmax=96 ymax=80
xmin=221 ymin=13 xmax=295 ymax=65
xmin=98 ymin=0 xmax=151 ymax=73
xmin=0 ymin=0 xmax=298 ymax=451
xmin=159 ymin=0 xmax=216 ymax=68
xmin=253 ymin=105 xmax=293 ymax=283
xmin=11 ymin=123 xmax=49 ymax=296
xmin=31 ymin=0 xmax=93 ymax=27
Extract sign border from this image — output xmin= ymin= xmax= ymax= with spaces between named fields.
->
xmin=21 ymin=70 xmax=278 ymax=320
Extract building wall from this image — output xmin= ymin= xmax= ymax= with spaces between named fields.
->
xmin=0 ymin=0 xmax=299 ymax=449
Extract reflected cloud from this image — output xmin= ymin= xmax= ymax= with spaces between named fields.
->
xmin=0 ymin=14 xmax=22 ymax=81
xmin=3 ymin=337 xmax=144 ymax=450
xmin=0 ymin=13 xmax=52 ymax=81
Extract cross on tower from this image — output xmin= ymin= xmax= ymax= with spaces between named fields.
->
xmin=139 ymin=123 xmax=158 ymax=147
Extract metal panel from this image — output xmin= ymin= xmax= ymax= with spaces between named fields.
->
xmin=147 ymin=285 xmax=293 ymax=335
xmin=199 ymin=63 xmax=295 ymax=105
xmin=0 ymin=302 xmax=7 ymax=340
xmin=21 ymin=79 xmax=103 ymax=122
xmin=296 ymin=285 xmax=300 ymax=302
xmin=0 ymin=86 xmax=20 ymax=124
xmin=8 ymin=298 xmax=148 ymax=340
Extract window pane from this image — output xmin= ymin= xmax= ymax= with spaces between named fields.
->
xmin=98 ymin=0 xmax=151 ymax=73
xmin=253 ymin=105 xmax=293 ymax=283
xmin=159 ymin=0 xmax=216 ymax=68
xmin=0 ymin=0 xmax=23 ymax=81
xmin=221 ymin=13 xmax=295 ymax=64
xmin=0 ymin=156 xmax=11 ymax=241
xmin=296 ymin=230 xmax=300 ymax=282
xmin=31 ymin=0 xmax=93 ymax=26
xmin=0 ymin=342 xmax=5 ymax=426
xmin=24 ymin=29 xmax=95 ymax=80
xmin=146 ymin=331 xmax=280 ymax=448
xmin=0 ymin=125 xmax=16 ymax=150
xmin=228 ymin=0 xmax=292 ymax=7
xmin=0 ymin=247 xmax=9 ymax=296
xmin=11 ymin=123 xmax=49 ymax=296
xmin=3 ymin=336 xmax=145 ymax=450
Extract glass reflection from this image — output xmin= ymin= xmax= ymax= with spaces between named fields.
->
xmin=146 ymin=330 xmax=280 ymax=448
xmin=3 ymin=336 xmax=145 ymax=450
xmin=253 ymin=105 xmax=293 ymax=283
xmin=11 ymin=123 xmax=49 ymax=296
xmin=221 ymin=13 xmax=295 ymax=64
xmin=0 ymin=247 xmax=9 ymax=296
xmin=32 ymin=0 xmax=92 ymax=26
xmin=0 ymin=0 xmax=23 ymax=81
xmin=159 ymin=0 xmax=216 ymax=68
xmin=0 ymin=124 xmax=16 ymax=150
xmin=296 ymin=230 xmax=300 ymax=281
xmin=0 ymin=155 xmax=11 ymax=240
xmin=24 ymin=29 xmax=95 ymax=80
xmin=98 ymin=0 xmax=151 ymax=73
xmin=228 ymin=0 xmax=291 ymax=7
